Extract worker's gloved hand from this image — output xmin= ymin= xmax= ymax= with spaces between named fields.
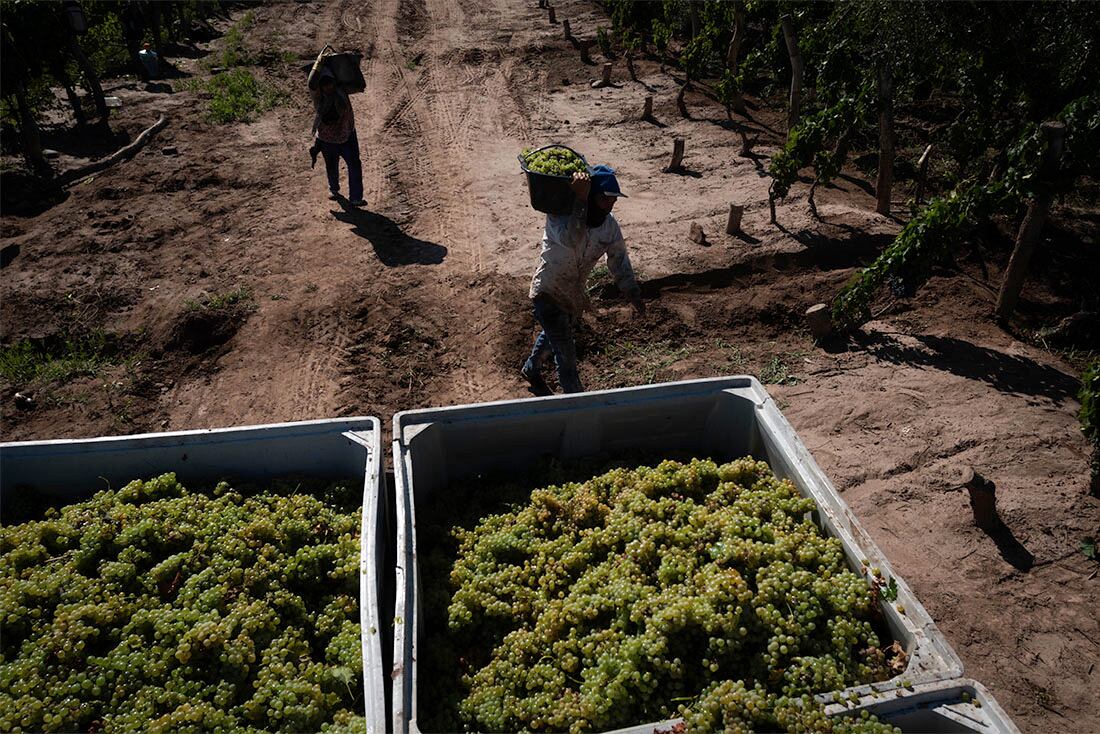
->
xmin=571 ymin=171 xmax=591 ymax=200
xmin=629 ymin=292 xmax=646 ymax=317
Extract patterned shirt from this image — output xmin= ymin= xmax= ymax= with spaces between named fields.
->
xmin=311 ymin=87 xmax=355 ymax=144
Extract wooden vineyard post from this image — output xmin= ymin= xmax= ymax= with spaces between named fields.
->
xmin=548 ymin=6 xmax=556 ymax=24
xmin=592 ymin=62 xmax=612 ymax=88
xmin=626 ymin=52 xmax=637 ymax=81
xmin=562 ymin=19 xmax=570 ymax=40
xmin=805 ymin=304 xmax=832 ymax=342
xmin=676 ymin=81 xmax=690 ymax=118
xmin=642 ymin=95 xmax=653 ymax=120
xmin=995 ymin=121 xmax=1066 ymax=320
xmin=962 ymin=467 xmax=999 ymax=531
xmin=780 ymin=15 xmax=803 ymax=133
xmin=726 ymin=204 xmax=744 ymax=234
xmin=664 ymin=138 xmax=685 ymax=173
xmin=875 ymin=65 xmax=895 ymax=216
xmin=914 ymin=144 xmax=933 ymax=204
xmin=579 ymin=40 xmax=593 ymax=65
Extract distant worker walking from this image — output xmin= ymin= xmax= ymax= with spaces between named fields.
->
xmin=138 ymin=42 xmax=159 ymax=80
xmin=522 ymin=165 xmax=645 ymax=395
xmin=308 ymin=50 xmax=365 ymax=207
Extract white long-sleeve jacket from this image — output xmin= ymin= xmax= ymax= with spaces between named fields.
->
xmin=528 ymin=199 xmax=639 ymax=316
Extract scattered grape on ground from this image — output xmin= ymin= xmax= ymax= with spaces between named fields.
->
xmin=0 ymin=473 xmax=367 ymax=733
xmin=419 ymin=457 xmax=902 ymax=734
xmin=521 ymin=146 xmax=588 ymax=177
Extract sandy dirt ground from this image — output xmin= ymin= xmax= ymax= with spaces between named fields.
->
xmin=2 ymin=1 xmax=1098 ymax=731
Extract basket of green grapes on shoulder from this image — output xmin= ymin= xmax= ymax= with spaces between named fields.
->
xmin=519 ymin=144 xmax=589 ymax=215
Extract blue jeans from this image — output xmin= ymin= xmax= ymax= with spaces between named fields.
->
xmin=524 ymin=296 xmax=583 ymax=393
xmin=320 ymin=130 xmax=363 ymax=201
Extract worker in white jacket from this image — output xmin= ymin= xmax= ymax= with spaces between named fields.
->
xmin=522 ymin=165 xmax=645 ymax=395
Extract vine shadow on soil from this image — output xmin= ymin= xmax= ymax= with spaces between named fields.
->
xmin=858 ymin=331 xmax=1081 ymax=404
xmin=331 ymin=201 xmax=447 ymax=267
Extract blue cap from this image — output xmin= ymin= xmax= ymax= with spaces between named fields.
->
xmin=589 ymin=164 xmax=627 ymax=197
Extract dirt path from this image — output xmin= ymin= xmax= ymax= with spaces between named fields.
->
xmin=2 ymin=1 xmax=1098 ymax=731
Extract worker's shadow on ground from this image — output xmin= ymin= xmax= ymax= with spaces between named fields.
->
xmin=332 ymin=201 xmax=447 ymax=266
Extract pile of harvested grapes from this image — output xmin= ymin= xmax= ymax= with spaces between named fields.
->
xmin=521 ymin=146 xmax=588 ymax=177
xmin=419 ymin=458 xmax=902 ymax=734
xmin=0 ymin=473 xmax=366 ymax=734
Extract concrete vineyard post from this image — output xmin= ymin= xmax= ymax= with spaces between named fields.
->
xmin=726 ymin=204 xmax=744 ymax=234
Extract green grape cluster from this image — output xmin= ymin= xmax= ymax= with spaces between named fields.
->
xmin=0 ymin=473 xmax=367 ymax=733
xmin=521 ymin=146 xmax=587 ymax=177
xmin=419 ymin=458 xmax=901 ymax=734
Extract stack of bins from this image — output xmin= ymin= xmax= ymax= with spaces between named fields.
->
xmin=389 ymin=377 xmax=1013 ymax=734
xmin=0 ymin=418 xmax=391 ymax=734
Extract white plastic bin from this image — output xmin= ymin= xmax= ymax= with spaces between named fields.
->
xmin=0 ymin=417 xmax=390 ymax=734
xmin=827 ymin=678 xmax=1021 ymax=733
xmin=391 ymin=377 xmax=967 ymax=734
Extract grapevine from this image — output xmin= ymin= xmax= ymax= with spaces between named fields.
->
xmin=521 ymin=147 xmax=588 ymax=177
xmin=832 ymin=95 xmax=1099 ymax=331
xmin=418 ymin=458 xmax=902 ymax=733
xmin=0 ymin=473 xmax=366 ymax=733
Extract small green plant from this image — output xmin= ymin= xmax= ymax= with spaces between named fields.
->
xmin=219 ymin=24 xmax=246 ymax=68
xmin=712 ymin=340 xmax=748 ymax=373
xmin=0 ymin=331 xmax=114 ymax=387
xmin=1081 ymin=536 xmax=1097 ymax=562
xmin=759 ymin=355 xmax=801 ymax=385
xmin=596 ymin=340 xmax=692 ymax=388
xmin=586 ymin=264 xmax=612 ymax=294
xmin=597 ymin=26 xmax=614 ymax=58
xmin=186 ymin=286 xmax=256 ymax=312
xmin=188 ymin=69 xmax=286 ymax=123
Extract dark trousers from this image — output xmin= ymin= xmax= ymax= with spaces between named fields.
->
xmin=320 ymin=130 xmax=363 ymax=201
xmin=524 ymin=296 xmax=583 ymax=393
